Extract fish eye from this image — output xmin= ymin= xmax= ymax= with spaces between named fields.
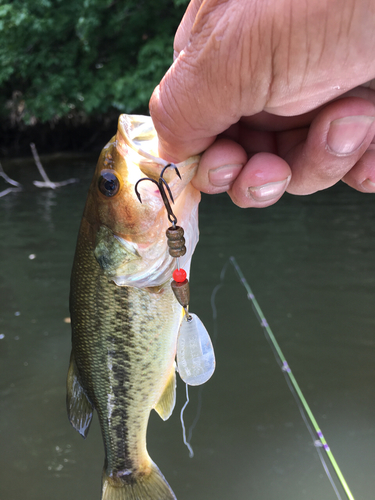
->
xmin=98 ymin=170 xmax=120 ymax=197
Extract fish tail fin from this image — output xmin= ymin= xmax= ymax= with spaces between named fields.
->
xmin=102 ymin=460 xmax=176 ymax=500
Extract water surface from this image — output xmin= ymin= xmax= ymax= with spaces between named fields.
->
xmin=1 ymin=154 xmax=374 ymax=500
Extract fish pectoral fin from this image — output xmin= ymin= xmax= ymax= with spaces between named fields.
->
xmin=66 ymin=352 xmax=93 ymax=438
xmin=153 ymin=365 xmax=176 ymax=421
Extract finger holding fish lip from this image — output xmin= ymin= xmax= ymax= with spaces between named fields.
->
xmin=191 ymin=96 xmax=375 ymax=207
xmin=192 ymin=138 xmax=291 ymax=207
xmin=191 ymin=138 xmax=247 ymax=194
xmin=228 ymin=153 xmax=291 ymax=208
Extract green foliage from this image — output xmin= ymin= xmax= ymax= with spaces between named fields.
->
xmin=0 ymin=0 xmax=189 ymax=126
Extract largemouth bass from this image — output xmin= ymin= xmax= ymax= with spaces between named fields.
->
xmin=67 ymin=114 xmax=201 ymax=499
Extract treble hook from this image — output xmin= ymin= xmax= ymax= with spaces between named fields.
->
xmin=134 ymin=163 xmax=181 ymax=225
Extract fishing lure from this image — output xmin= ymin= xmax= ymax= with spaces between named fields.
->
xmin=135 ymin=164 xmax=215 ymax=386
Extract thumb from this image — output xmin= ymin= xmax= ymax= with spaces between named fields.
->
xmin=149 ymin=56 xmax=226 ymax=162
xmin=149 ymin=0 xmax=258 ymax=161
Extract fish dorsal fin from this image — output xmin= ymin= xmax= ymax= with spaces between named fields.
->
xmin=66 ymin=353 xmax=93 ymax=438
xmin=154 ymin=366 xmax=176 ymax=421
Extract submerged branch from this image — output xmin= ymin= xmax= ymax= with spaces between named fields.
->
xmin=0 ymin=161 xmax=22 ymax=197
xmin=30 ymin=143 xmax=79 ymax=189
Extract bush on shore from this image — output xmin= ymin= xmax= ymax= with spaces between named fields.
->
xmin=0 ymin=0 xmax=187 ymax=156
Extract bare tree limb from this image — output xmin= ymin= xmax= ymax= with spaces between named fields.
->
xmin=0 ymin=161 xmax=22 ymax=197
xmin=30 ymin=143 xmax=79 ymax=189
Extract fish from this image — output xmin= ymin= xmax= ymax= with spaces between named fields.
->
xmin=66 ymin=114 xmax=201 ymax=500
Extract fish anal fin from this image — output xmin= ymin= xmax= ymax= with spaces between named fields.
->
xmin=66 ymin=352 xmax=93 ymax=438
xmin=154 ymin=366 xmax=176 ymax=421
xmin=102 ymin=460 xmax=176 ymax=500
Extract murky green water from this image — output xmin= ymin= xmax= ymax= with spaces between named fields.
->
xmin=1 ymin=154 xmax=375 ymax=500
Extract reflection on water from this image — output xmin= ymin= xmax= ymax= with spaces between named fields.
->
xmin=37 ymin=190 xmax=57 ymax=231
xmin=1 ymin=154 xmax=375 ymax=500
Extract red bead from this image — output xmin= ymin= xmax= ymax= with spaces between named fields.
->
xmin=173 ymin=268 xmax=187 ymax=283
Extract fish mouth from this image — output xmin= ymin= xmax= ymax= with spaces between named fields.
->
xmin=117 ymin=114 xmax=169 ymax=179
xmin=117 ymin=114 xmax=199 ymax=186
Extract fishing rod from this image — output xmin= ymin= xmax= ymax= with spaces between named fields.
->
xmin=182 ymin=257 xmax=355 ymax=499
xmin=224 ymin=256 xmax=355 ymax=500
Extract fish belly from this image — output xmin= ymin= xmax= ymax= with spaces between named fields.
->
xmin=68 ymin=219 xmax=179 ymax=499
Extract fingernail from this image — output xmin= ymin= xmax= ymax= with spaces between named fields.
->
xmin=361 ymin=178 xmax=375 ymax=192
xmin=208 ymin=164 xmax=243 ymax=187
xmin=248 ymin=176 xmax=291 ymax=202
xmin=327 ymin=116 xmax=375 ymax=155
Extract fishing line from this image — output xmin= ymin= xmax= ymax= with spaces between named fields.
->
xmin=180 ymin=383 xmax=194 ymax=458
xmin=186 ymin=388 xmax=203 ymax=445
xmin=183 ymin=283 xmax=223 ymax=449
xmin=214 ymin=256 xmax=355 ymax=500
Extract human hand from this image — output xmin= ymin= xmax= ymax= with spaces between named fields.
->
xmin=149 ymin=0 xmax=375 ymax=207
